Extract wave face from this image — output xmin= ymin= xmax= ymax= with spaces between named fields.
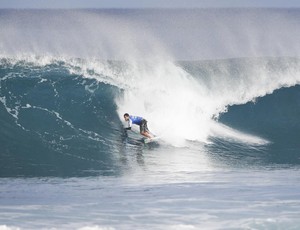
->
xmin=1 ymin=57 xmax=300 ymax=177
xmin=0 ymin=58 xmax=123 ymax=176
xmin=1 ymin=9 xmax=300 ymax=177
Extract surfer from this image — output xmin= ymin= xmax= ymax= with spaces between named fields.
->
xmin=123 ymin=113 xmax=153 ymax=139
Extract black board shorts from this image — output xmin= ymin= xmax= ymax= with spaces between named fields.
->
xmin=140 ymin=119 xmax=149 ymax=133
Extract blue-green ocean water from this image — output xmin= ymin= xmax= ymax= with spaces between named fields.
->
xmin=1 ymin=9 xmax=300 ymax=230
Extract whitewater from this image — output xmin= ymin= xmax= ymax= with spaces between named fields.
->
xmin=1 ymin=9 xmax=300 ymax=230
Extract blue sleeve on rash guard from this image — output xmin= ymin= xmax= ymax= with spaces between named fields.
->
xmin=129 ymin=115 xmax=143 ymax=125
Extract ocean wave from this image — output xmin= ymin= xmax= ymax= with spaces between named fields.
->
xmin=0 ymin=56 xmax=300 ymax=176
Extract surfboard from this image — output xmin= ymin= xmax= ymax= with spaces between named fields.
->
xmin=144 ymin=136 xmax=160 ymax=144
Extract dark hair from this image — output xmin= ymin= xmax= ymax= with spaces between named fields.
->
xmin=124 ymin=113 xmax=129 ymax=117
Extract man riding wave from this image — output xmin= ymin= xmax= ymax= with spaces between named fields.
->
xmin=123 ymin=113 xmax=153 ymax=139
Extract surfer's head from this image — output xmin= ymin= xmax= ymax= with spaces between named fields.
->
xmin=124 ymin=113 xmax=130 ymax=121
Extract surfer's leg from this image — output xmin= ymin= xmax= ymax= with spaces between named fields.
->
xmin=140 ymin=120 xmax=152 ymax=138
xmin=141 ymin=132 xmax=152 ymax=138
xmin=144 ymin=121 xmax=150 ymax=133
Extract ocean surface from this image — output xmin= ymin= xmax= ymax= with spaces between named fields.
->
xmin=1 ymin=9 xmax=300 ymax=230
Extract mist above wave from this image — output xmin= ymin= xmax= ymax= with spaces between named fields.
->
xmin=1 ymin=9 xmax=300 ymax=60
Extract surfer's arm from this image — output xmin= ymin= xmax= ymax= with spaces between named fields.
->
xmin=124 ymin=119 xmax=132 ymax=130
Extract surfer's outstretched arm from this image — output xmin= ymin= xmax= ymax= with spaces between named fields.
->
xmin=123 ymin=113 xmax=132 ymax=131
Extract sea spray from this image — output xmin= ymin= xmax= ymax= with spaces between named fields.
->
xmin=115 ymin=59 xmax=274 ymax=146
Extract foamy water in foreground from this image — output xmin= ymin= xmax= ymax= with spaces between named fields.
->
xmin=1 ymin=168 xmax=300 ymax=230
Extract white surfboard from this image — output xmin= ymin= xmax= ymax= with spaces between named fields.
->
xmin=144 ymin=136 xmax=160 ymax=143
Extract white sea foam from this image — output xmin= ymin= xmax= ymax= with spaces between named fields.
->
xmin=116 ymin=58 xmax=300 ymax=146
